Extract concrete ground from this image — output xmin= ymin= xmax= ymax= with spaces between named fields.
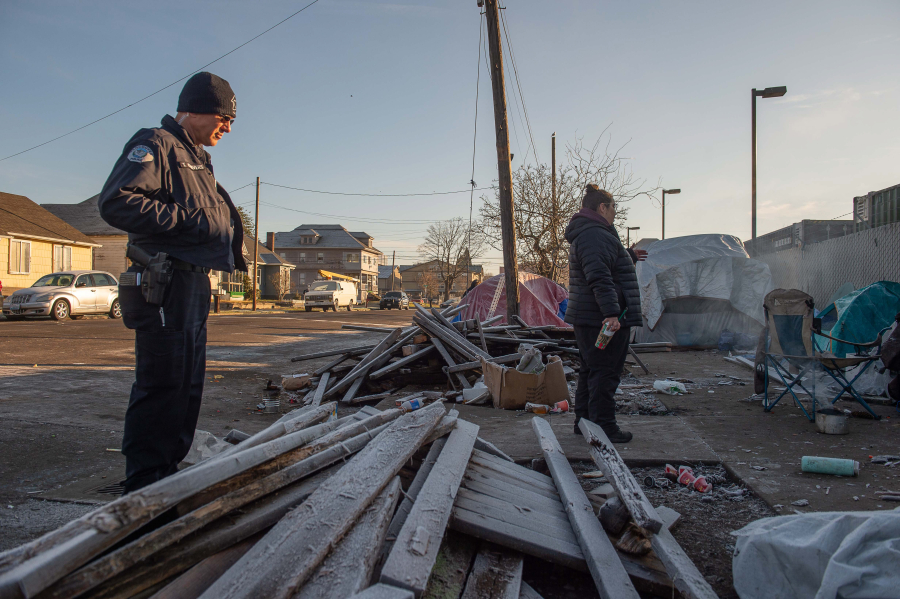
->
xmin=1 ymin=310 xmax=898 ymax=552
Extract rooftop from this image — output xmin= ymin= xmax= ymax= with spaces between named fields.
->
xmin=1 ymin=191 xmax=97 ymax=245
xmin=42 ymin=195 xmax=123 ymax=237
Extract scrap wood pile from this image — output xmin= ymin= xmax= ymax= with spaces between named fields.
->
xmin=286 ymin=302 xmax=583 ymax=408
xmin=0 ymin=400 xmax=718 ymax=599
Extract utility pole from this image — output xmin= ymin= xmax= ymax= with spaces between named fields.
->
xmin=481 ymin=0 xmax=519 ymax=320
xmin=390 ymin=250 xmax=396 ymax=292
xmin=252 ymin=176 xmax=260 ymax=311
xmin=551 ymin=132 xmax=557 ymax=280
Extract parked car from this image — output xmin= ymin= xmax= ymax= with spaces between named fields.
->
xmin=379 ymin=291 xmax=409 ymax=310
xmin=2 ymin=271 xmax=121 ymax=321
xmin=304 ymin=280 xmax=357 ymax=312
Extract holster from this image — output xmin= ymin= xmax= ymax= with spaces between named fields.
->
xmin=125 ymin=245 xmax=174 ymax=306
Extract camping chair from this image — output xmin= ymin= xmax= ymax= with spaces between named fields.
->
xmin=759 ymin=289 xmax=887 ymax=421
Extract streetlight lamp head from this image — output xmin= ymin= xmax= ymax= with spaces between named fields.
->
xmin=664 ymin=189 xmax=681 ymax=194
xmin=758 ymin=86 xmax=787 ymax=98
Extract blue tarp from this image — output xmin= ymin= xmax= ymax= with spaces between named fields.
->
xmin=815 ymin=281 xmax=900 ymax=357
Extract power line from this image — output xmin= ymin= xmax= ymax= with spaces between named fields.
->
xmin=499 ymin=9 xmax=540 ymax=166
xmin=261 ymin=181 xmax=491 ymax=198
xmin=258 ymin=200 xmax=446 ymax=225
xmin=0 ymin=0 xmax=323 ymax=162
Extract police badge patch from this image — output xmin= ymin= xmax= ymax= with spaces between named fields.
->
xmin=127 ymin=145 xmax=154 ymax=163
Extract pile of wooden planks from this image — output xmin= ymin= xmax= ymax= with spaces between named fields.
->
xmin=289 ymin=303 xmax=584 ymax=407
xmin=0 ymin=397 xmax=715 ymax=599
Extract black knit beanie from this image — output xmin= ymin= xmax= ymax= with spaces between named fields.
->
xmin=178 ymin=72 xmax=236 ymax=118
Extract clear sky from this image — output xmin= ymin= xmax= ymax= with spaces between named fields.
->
xmin=2 ymin=0 xmax=898 ymax=273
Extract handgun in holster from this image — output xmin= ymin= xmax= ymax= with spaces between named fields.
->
xmin=121 ymin=245 xmax=174 ymax=306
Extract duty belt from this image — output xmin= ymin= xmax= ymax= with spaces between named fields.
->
xmin=169 ymin=257 xmax=210 ymax=274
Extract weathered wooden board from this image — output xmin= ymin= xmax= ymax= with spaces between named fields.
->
xmin=310 ymin=372 xmax=330 ymax=407
xmin=380 ymin=438 xmax=448 ymax=565
xmin=420 ymin=531 xmax=478 ymax=599
xmin=468 ymin=451 xmax=558 ymax=489
xmin=518 ymin=581 xmax=544 ymax=599
xmin=460 ymin=545 xmax=523 ymax=599
xmin=577 ymin=419 xmax=664 ymax=534
xmin=149 ymin=535 xmax=258 ymax=599
xmin=296 ymin=478 xmax=401 ymax=599
xmin=472 ymin=439 xmax=513 ymax=463
xmin=380 ymin=420 xmax=479 ymax=597
xmin=460 ymin=476 xmax=563 ymax=513
xmin=455 ymin=488 xmax=569 ymax=526
xmin=453 ymin=494 xmax=577 ymax=544
xmin=43 ymin=412 xmax=402 ymax=599
xmin=651 ymin=524 xmax=718 ymax=599
xmin=369 ymin=346 xmax=435 ymax=380
xmin=533 ymin=417 xmax=639 ymax=599
xmin=465 ymin=465 xmax=559 ymax=500
xmin=198 ymin=405 xmax=446 ymax=599
xmin=430 ymin=338 xmax=472 ymax=389
xmin=348 ymin=583 xmax=415 ymax=599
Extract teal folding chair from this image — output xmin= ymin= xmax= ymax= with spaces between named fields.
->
xmin=760 ymin=289 xmax=887 ymax=421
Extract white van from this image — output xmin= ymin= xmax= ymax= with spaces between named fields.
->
xmin=304 ymin=280 xmax=357 ymax=312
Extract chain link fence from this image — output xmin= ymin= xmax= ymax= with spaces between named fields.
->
xmin=752 ymin=222 xmax=900 ymax=306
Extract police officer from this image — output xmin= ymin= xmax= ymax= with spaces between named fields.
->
xmin=99 ymin=72 xmax=246 ymax=493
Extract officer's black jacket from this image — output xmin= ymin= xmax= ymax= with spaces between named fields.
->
xmin=563 ymin=213 xmax=642 ymax=328
xmin=99 ymin=115 xmax=246 ymax=272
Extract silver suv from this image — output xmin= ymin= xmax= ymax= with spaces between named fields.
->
xmin=3 ymin=271 xmax=121 ymax=321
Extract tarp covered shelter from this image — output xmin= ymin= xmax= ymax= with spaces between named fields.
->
xmin=816 ymin=281 xmax=900 ymax=357
xmin=634 ymin=234 xmax=774 ymax=346
xmin=455 ymin=272 xmax=570 ymax=327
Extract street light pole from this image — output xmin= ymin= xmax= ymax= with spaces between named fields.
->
xmin=751 ymin=86 xmax=787 ymax=239
xmin=626 ymin=226 xmax=640 ymax=247
xmin=661 ymin=189 xmax=680 ymax=240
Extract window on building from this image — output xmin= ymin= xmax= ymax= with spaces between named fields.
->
xmin=299 ymin=252 xmax=306 ymax=262
xmin=317 ymin=253 xmax=324 ymax=263
xmin=345 ymin=253 xmax=359 ymax=263
xmin=299 ymin=272 xmax=306 ymax=282
xmin=53 ymin=245 xmax=72 ymax=272
xmin=280 ymin=252 xmax=286 ymax=258
xmin=9 ymin=240 xmax=31 ymax=274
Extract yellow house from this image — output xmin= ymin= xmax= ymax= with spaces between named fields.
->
xmin=0 ymin=191 xmax=98 ymax=295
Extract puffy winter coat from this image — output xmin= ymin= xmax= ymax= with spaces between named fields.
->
xmin=564 ymin=213 xmax=642 ymax=328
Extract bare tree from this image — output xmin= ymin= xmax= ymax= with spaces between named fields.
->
xmin=416 ymin=269 xmax=441 ymax=305
xmin=418 ymin=217 xmax=487 ymax=301
xmin=269 ymin=270 xmax=291 ymax=301
xmin=480 ymin=127 xmax=659 ymax=285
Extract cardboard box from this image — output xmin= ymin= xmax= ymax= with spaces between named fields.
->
xmin=481 ymin=355 xmax=570 ymax=410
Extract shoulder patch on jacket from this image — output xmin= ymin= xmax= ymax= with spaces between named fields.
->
xmin=127 ymin=145 xmax=154 ymax=163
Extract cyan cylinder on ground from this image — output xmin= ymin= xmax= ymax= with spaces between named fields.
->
xmin=801 ymin=456 xmax=860 ymax=477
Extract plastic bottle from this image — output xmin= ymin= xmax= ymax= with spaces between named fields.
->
xmin=524 ymin=402 xmax=550 ymax=414
xmin=399 ymin=398 xmax=423 ymax=413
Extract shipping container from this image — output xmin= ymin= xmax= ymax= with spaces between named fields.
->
xmin=854 ymin=183 xmax=900 ymax=232
xmin=744 ymin=220 xmax=853 ymax=257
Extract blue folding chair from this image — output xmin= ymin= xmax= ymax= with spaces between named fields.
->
xmin=760 ymin=289 xmax=887 ymax=421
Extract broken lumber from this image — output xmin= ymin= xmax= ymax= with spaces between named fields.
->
xmin=296 ymin=478 xmax=401 ymax=599
xmin=40 ymin=411 xmax=403 ymax=599
xmin=309 ymin=372 xmax=330 ymax=407
xmin=291 ymin=346 xmax=375 ymax=362
xmin=460 ymin=545 xmax=523 ymax=599
xmin=430 ymin=338 xmax=472 ymax=390
xmin=650 ymin=519 xmax=718 ymax=599
xmin=349 ymin=389 xmax=397 ymax=406
xmin=149 ymin=535 xmax=258 ymax=599
xmin=532 ymin=417 xmax=639 ymax=599
xmin=198 ymin=405 xmax=447 ymax=599
xmin=380 ymin=420 xmax=479 ymax=597
xmin=577 ymin=420 xmax=663 ymax=534
xmin=446 ymin=353 xmax=522 ymax=373
xmin=213 ymin=402 xmax=336 ymax=461
xmin=380 ymin=437 xmax=448 ymax=565
xmin=313 ymin=353 xmax=351 ymax=377
xmin=474 ymin=318 xmax=488 ymax=353
xmin=326 ymin=328 xmax=404 ymax=397
xmin=369 ymin=345 xmax=436 ymax=380
xmin=473 ymin=438 xmax=513 ymax=462
xmin=519 ymin=581 xmax=544 ymax=599
xmin=349 ymin=584 xmax=415 ymax=599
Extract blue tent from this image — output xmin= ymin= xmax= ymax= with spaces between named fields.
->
xmin=815 ymin=281 xmax=900 ymax=357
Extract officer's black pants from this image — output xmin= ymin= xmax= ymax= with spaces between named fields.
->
xmin=573 ymin=324 xmax=631 ymax=433
xmin=119 ymin=269 xmax=210 ymax=493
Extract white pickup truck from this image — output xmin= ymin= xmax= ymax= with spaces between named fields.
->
xmin=304 ymin=280 xmax=357 ymax=312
